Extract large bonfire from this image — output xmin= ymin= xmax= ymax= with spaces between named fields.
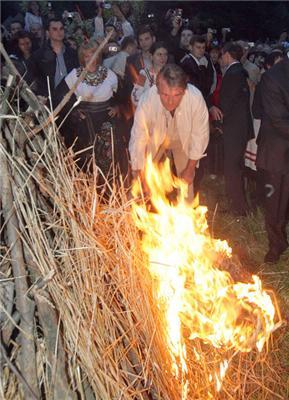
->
xmin=0 ymin=43 xmax=287 ymax=399
xmin=131 ymin=156 xmax=280 ymax=398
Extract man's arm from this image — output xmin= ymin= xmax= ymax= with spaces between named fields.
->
xmin=187 ymin=91 xmax=210 ymax=163
xmin=220 ymin=70 xmax=247 ymax=117
xmin=261 ymin=71 xmax=289 ymax=141
xmin=129 ymin=96 xmax=150 ymax=173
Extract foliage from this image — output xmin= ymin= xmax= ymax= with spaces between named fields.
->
xmin=20 ymin=1 xmax=50 ymax=16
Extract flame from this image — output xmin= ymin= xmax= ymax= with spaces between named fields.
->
xmin=132 ymin=156 xmax=278 ymax=394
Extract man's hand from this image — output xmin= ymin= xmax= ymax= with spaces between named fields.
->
xmin=112 ymin=4 xmax=125 ymax=22
xmin=132 ymin=170 xmax=150 ymax=197
xmin=210 ymin=106 xmax=223 ymax=121
xmin=180 ymin=159 xmax=197 ymax=185
xmin=171 ymin=16 xmax=182 ymax=36
xmin=108 ymin=106 xmax=120 ymax=118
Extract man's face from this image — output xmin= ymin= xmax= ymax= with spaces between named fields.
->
xmin=180 ymin=29 xmax=193 ymax=49
xmin=138 ymin=32 xmax=155 ymax=52
xmin=48 ymin=21 xmax=65 ymax=43
xmin=10 ymin=22 xmax=22 ymax=37
xmin=152 ymin=47 xmax=168 ymax=69
xmin=30 ymin=23 xmax=42 ymax=39
xmin=210 ymin=48 xmax=220 ymax=64
xmin=127 ymin=42 xmax=137 ymax=55
xmin=221 ymin=51 xmax=230 ymax=67
xmin=157 ymin=78 xmax=185 ymax=112
xmin=105 ymin=26 xmax=117 ymax=41
xmin=191 ymin=41 xmax=206 ymax=59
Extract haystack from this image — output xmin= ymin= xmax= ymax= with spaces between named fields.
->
xmin=0 ymin=44 xmax=287 ymax=400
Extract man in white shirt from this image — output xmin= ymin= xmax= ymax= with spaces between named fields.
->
xmin=129 ymin=64 xmax=209 ymax=202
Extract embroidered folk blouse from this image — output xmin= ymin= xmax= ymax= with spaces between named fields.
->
xmin=65 ymin=66 xmax=118 ymax=103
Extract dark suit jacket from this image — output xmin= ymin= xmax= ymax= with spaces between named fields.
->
xmin=256 ymin=58 xmax=289 ymax=174
xmin=180 ymin=53 xmax=214 ymax=99
xmin=31 ymin=41 xmax=78 ymax=97
xmin=220 ymin=62 xmax=254 ymax=145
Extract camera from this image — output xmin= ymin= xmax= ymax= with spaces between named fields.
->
xmin=208 ymin=28 xmax=217 ymax=34
xmin=182 ymin=18 xmax=189 ymax=27
xmin=248 ymin=42 xmax=255 ymax=48
xmin=174 ymin=8 xmax=183 ymax=17
xmin=67 ymin=12 xmax=74 ymax=19
xmin=147 ymin=13 xmax=155 ymax=19
xmin=223 ymin=27 xmax=231 ymax=33
xmin=281 ymin=41 xmax=289 ymax=48
xmin=102 ymin=1 xmax=112 ymax=9
xmin=108 ymin=45 xmax=118 ymax=52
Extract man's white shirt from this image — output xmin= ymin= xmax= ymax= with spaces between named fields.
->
xmin=129 ymin=84 xmax=209 ymax=171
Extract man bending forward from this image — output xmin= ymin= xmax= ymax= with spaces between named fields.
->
xmin=129 ymin=64 xmax=209 ymax=202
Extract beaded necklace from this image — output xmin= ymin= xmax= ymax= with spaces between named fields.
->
xmin=76 ymin=65 xmax=108 ymax=86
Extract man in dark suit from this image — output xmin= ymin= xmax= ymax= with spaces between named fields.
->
xmin=210 ymin=43 xmax=254 ymax=216
xmin=180 ymin=35 xmax=214 ymax=101
xmin=256 ymin=55 xmax=289 ymax=263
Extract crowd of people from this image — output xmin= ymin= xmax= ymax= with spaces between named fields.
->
xmin=1 ymin=1 xmax=289 ymax=263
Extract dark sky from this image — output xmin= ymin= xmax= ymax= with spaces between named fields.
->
xmin=1 ymin=1 xmax=289 ymax=40
xmin=147 ymin=1 xmax=289 ymax=40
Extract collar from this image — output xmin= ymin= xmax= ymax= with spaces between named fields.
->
xmin=48 ymin=40 xmax=66 ymax=55
xmin=189 ymin=53 xmax=201 ymax=66
xmin=224 ymin=61 xmax=240 ymax=74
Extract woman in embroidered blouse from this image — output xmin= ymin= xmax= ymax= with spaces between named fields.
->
xmin=131 ymin=41 xmax=169 ymax=106
xmin=54 ymin=39 xmax=120 ymax=174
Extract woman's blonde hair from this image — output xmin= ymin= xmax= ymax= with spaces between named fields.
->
xmin=78 ymin=39 xmax=100 ymax=66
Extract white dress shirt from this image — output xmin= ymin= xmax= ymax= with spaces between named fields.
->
xmin=129 ymin=84 xmax=209 ymax=171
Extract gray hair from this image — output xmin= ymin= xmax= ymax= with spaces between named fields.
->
xmin=156 ymin=64 xmax=188 ymax=89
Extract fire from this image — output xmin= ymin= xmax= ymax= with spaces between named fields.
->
xmin=131 ymin=156 xmax=279 ymax=395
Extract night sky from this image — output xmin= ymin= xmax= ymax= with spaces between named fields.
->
xmin=1 ymin=1 xmax=289 ymax=41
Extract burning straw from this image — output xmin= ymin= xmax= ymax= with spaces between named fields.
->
xmin=0 ymin=88 xmax=287 ymax=399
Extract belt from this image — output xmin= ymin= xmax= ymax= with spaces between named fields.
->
xmin=78 ymin=100 xmax=111 ymax=113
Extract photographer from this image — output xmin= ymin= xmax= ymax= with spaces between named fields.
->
xmin=94 ymin=1 xmax=134 ymax=43
xmin=174 ymin=27 xmax=194 ymax=64
xmin=158 ymin=8 xmax=191 ymax=57
xmin=103 ymin=36 xmax=137 ymax=79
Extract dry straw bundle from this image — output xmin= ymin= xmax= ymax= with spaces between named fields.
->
xmin=0 ymin=50 xmax=287 ymax=400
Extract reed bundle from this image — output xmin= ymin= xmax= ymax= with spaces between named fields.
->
xmin=0 ymin=57 xmax=288 ymax=400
